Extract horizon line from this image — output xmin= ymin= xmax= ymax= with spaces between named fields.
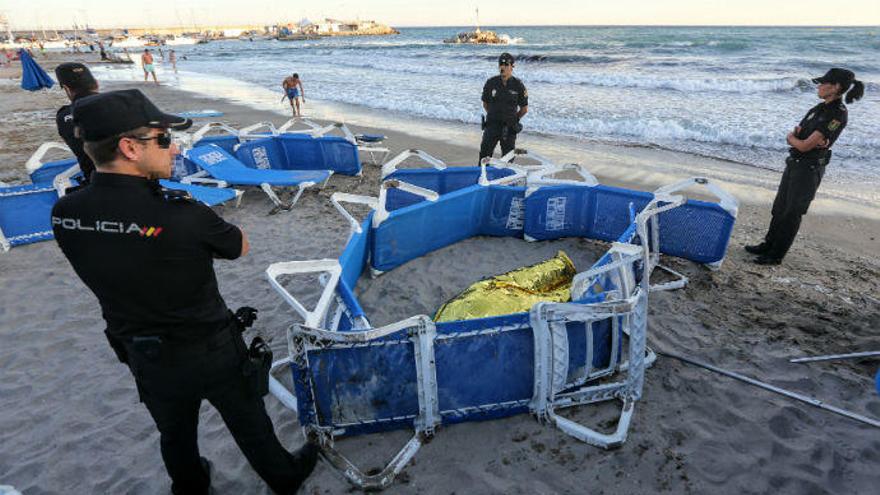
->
xmin=10 ymin=22 xmax=880 ymax=30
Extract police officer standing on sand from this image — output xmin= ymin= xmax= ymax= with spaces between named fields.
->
xmin=746 ymin=68 xmax=864 ymax=265
xmin=479 ymin=52 xmax=528 ymax=162
xmin=51 ymin=89 xmax=318 ymax=494
xmin=55 ymin=62 xmax=99 ymax=183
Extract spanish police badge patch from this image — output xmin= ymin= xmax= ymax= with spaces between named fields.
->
xmin=828 ymin=120 xmax=841 ymax=131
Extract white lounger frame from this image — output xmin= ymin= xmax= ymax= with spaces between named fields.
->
xmin=262 ymin=152 xmax=737 ymax=489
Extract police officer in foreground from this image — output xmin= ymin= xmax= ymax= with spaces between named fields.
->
xmin=745 ymin=68 xmax=864 ymax=265
xmin=479 ymin=52 xmax=528 ymax=163
xmin=51 ymin=89 xmax=318 ymax=494
xmin=55 ymin=62 xmax=99 ymax=183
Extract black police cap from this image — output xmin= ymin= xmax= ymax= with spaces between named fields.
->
xmin=72 ymin=89 xmax=192 ymax=142
xmin=812 ymin=68 xmax=855 ymax=86
xmin=499 ymin=52 xmax=515 ymax=65
xmin=54 ymin=62 xmax=97 ymax=90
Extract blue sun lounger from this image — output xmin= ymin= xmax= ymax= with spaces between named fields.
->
xmin=0 ymin=183 xmax=61 ymax=251
xmin=185 ymin=145 xmax=332 ymax=212
xmin=262 ymin=151 xmax=738 ymax=489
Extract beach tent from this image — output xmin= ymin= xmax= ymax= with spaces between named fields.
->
xmin=19 ymin=49 xmax=54 ymax=91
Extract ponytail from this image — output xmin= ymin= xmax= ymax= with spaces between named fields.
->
xmin=845 ymin=80 xmax=864 ymax=104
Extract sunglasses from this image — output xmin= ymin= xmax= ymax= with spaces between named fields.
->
xmin=127 ymin=132 xmax=173 ymax=149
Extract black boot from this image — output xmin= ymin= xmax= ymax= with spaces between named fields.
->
xmin=753 ymin=254 xmax=782 ymax=265
xmin=744 ymin=243 xmax=771 ymax=255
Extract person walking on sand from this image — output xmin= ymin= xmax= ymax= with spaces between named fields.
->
xmin=479 ymin=52 xmax=528 ymax=163
xmin=282 ymin=73 xmax=305 ymax=117
xmin=745 ymin=68 xmax=864 ymax=265
xmin=52 ymin=89 xmax=320 ymax=494
xmin=168 ymin=49 xmax=177 ymax=73
xmin=142 ymin=48 xmax=159 ymax=85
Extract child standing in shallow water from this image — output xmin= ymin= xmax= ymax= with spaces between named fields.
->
xmin=282 ymin=73 xmax=305 ymax=117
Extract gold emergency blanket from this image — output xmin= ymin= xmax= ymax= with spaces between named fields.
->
xmin=433 ymin=251 xmax=576 ymax=322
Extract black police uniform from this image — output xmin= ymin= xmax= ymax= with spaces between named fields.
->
xmin=56 ymin=95 xmax=98 ymax=182
xmin=52 ymin=175 xmax=312 ymax=494
xmin=761 ymin=98 xmax=847 ymax=260
xmin=51 ymin=89 xmax=315 ymax=495
xmin=480 ymin=75 xmax=528 ymax=161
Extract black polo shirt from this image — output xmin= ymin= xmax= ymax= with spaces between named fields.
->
xmin=482 ymin=75 xmax=528 ymax=126
xmin=791 ymin=98 xmax=848 ymax=160
xmin=52 ymin=173 xmax=242 ymax=339
xmin=56 ymin=93 xmax=98 ymax=181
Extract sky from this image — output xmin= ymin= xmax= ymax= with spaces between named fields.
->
xmin=2 ymin=0 xmax=879 ymax=29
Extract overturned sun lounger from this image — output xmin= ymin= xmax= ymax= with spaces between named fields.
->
xmin=185 ymin=145 xmax=332 ymax=213
xmin=263 ymin=153 xmax=738 ymax=489
xmin=278 ymin=118 xmax=391 ymax=165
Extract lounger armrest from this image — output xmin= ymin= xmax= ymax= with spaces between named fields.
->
xmin=190 ymin=122 xmax=240 ymax=142
xmin=653 ymin=177 xmax=739 ymax=218
xmin=239 ymin=121 xmax=279 ymax=139
xmin=331 ymin=193 xmax=379 ymax=234
xmin=266 ymin=260 xmax=342 ymax=328
xmin=528 ymin=163 xmax=599 ymax=190
xmin=375 ymin=179 xmax=440 ymax=226
xmin=25 ymin=142 xmax=72 ymax=174
xmin=54 ymin=164 xmax=82 ymax=197
xmin=478 ymin=157 xmax=529 ymax=186
xmin=380 ymin=149 xmax=448 ymax=179
xmin=278 ymin=117 xmax=323 ymax=133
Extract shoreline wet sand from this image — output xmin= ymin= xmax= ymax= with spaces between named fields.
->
xmin=1 ymin=53 xmax=879 ymax=494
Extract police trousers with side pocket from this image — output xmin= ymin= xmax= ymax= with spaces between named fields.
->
xmin=479 ymin=121 xmax=519 ymax=162
xmin=122 ymin=323 xmax=304 ymax=495
xmin=763 ymin=155 xmax=827 ymax=260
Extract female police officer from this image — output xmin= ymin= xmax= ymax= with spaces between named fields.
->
xmin=51 ymin=89 xmax=317 ymax=494
xmin=746 ymin=68 xmax=864 ymax=265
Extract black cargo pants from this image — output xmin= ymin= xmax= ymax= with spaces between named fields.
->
xmin=123 ymin=325 xmax=305 ymax=495
xmin=763 ymin=157 xmax=826 ymax=260
xmin=479 ymin=122 xmax=518 ymax=163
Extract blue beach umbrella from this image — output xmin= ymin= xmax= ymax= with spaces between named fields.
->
xmin=19 ymin=49 xmax=55 ymax=91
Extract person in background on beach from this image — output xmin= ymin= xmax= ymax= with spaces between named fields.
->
xmin=54 ymin=62 xmax=99 ymax=184
xmin=479 ymin=52 xmax=528 ymax=163
xmin=142 ymin=48 xmax=159 ymax=85
xmin=51 ymin=89 xmax=319 ymax=495
xmin=99 ymin=41 xmax=108 ymax=61
xmin=282 ymin=73 xmax=305 ymax=117
xmin=158 ymin=47 xmax=165 ymax=62
xmin=168 ymin=49 xmax=177 ymax=73
xmin=746 ymin=68 xmax=864 ymax=265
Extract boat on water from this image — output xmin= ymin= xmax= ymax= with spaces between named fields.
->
xmin=443 ymin=28 xmax=507 ymax=44
xmin=109 ymin=35 xmax=144 ymax=48
xmin=443 ymin=9 xmax=509 ymax=44
xmin=164 ymin=35 xmax=199 ymax=46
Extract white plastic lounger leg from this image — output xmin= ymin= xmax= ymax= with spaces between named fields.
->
xmin=287 ymin=182 xmax=317 ymax=210
xmin=318 ymin=433 xmax=425 ymax=491
xmin=24 ymin=142 xmax=72 ymax=175
xmin=53 ymin=164 xmax=82 ymax=197
xmin=266 ymin=259 xmax=342 ymax=328
xmin=654 ymin=177 xmax=739 ymax=218
xmin=190 ymin=122 xmax=240 ymax=143
xmin=374 ymin=179 xmax=440 ymax=226
xmin=268 ymin=375 xmax=298 ymax=412
xmin=260 ymin=183 xmax=285 ymax=211
xmin=331 ymin=193 xmax=379 ymax=234
xmin=239 ymin=121 xmax=279 ymax=139
xmin=380 ymin=149 xmax=448 ymax=179
xmin=551 ymin=399 xmax=635 ymax=449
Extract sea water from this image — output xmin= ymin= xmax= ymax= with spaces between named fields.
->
xmin=95 ymin=26 xmax=879 ymax=189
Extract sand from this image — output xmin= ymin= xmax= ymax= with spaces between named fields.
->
xmin=1 ymin=54 xmax=879 ymax=494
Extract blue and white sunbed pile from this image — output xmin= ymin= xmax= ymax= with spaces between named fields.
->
xmin=262 ymin=149 xmax=738 ymax=489
xmin=0 ymin=142 xmax=241 ymax=252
